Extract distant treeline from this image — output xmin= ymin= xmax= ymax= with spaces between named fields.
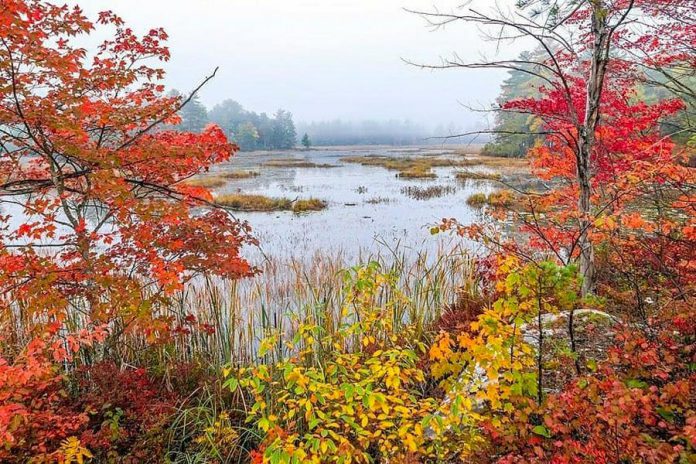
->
xmin=172 ymin=91 xmax=297 ymax=151
xmin=173 ymin=90 xmax=487 ymax=150
xmin=296 ymin=120 xmax=428 ymax=146
xmin=296 ymin=120 xmax=485 ymax=147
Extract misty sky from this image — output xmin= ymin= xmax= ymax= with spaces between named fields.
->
xmin=76 ymin=1 xmax=527 ymax=129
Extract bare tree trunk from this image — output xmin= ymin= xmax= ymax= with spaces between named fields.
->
xmin=577 ymin=1 xmax=611 ymax=297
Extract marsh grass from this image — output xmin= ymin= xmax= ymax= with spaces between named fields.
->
xmin=143 ymin=244 xmax=480 ymax=368
xmin=341 ymin=155 xmax=464 ymax=179
xmin=397 ymin=166 xmax=437 ymax=179
xmin=221 ymin=170 xmax=260 ymax=179
xmin=455 ymin=170 xmax=502 ymax=181
xmin=401 ymin=185 xmax=456 ymax=200
xmin=214 ymin=194 xmax=293 ymax=211
xmin=365 ymin=197 xmax=391 ymax=205
xmin=466 ymin=190 xmax=518 ymax=208
xmin=263 ymin=159 xmax=334 ymax=168
xmin=292 ymin=198 xmax=327 ymax=213
xmin=181 ymin=176 xmax=228 ymax=189
xmin=214 ymin=194 xmax=327 ymax=213
xmin=466 ymin=192 xmax=488 ymax=208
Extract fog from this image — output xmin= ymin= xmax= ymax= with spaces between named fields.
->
xmin=74 ymin=0 xmax=527 ymax=130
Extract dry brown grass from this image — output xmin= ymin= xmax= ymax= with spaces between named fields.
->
xmin=180 ymin=176 xmax=227 ymax=189
xmin=214 ymin=193 xmax=292 ymax=211
xmin=341 ymin=155 xmax=464 ymax=179
xmin=455 ymin=170 xmax=502 ymax=181
xmin=214 ymin=194 xmax=327 ymax=213
xmin=466 ymin=190 xmax=523 ymax=209
xmin=222 ymin=170 xmax=260 ymax=179
xmin=397 ymin=166 xmax=437 ymax=179
xmin=292 ymin=198 xmax=327 ymax=213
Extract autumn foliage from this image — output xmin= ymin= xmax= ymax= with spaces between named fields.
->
xmin=1 ymin=0 xmax=695 ymax=463
xmin=0 ymin=0 xmax=253 ymax=459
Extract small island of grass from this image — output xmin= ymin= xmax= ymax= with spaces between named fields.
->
xmin=215 ymin=193 xmax=327 ymax=213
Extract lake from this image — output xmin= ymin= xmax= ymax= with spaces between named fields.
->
xmin=213 ymin=145 xmax=496 ymax=263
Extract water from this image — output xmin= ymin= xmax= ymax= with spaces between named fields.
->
xmin=213 ymin=145 xmax=495 ymax=262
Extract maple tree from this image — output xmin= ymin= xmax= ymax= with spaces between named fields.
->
xmin=0 ymin=1 xmax=254 ymax=458
xmin=419 ymin=0 xmax=695 ymax=296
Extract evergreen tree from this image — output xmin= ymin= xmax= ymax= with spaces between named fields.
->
xmin=482 ymin=51 xmax=543 ymax=158
xmin=170 ymin=90 xmax=208 ymax=133
xmin=270 ymin=109 xmax=297 ymax=149
xmin=301 ymin=133 xmax=311 ymax=149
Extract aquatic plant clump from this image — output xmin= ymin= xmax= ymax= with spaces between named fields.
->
xmin=221 ymin=170 xmax=260 ymax=179
xmin=214 ymin=193 xmax=292 ymax=211
xmin=214 ymin=193 xmax=327 ymax=213
xmin=180 ymin=176 xmax=228 ymax=189
xmin=341 ymin=155 xmax=465 ymax=179
xmin=455 ymin=170 xmax=501 ymax=181
xmin=401 ymin=185 xmax=456 ymax=200
xmin=292 ymin=198 xmax=328 ymax=213
xmin=466 ymin=190 xmax=519 ymax=209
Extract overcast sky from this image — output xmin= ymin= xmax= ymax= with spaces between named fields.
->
xmin=76 ymin=0 xmax=526 ymax=129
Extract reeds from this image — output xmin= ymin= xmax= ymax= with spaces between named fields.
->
xmin=455 ymin=170 xmax=502 ymax=181
xmin=292 ymin=198 xmax=327 ymax=213
xmin=401 ymin=185 xmax=456 ymax=200
xmin=221 ymin=170 xmax=260 ymax=179
xmin=213 ymin=194 xmax=328 ymax=213
xmin=214 ymin=194 xmax=293 ymax=211
xmin=341 ymin=155 xmax=464 ymax=179
xmin=466 ymin=190 xmax=517 ymax=208
xmin=181 ymin=176 xmax=228 ymax=189
xmin=158 ymin=244 xmax=478 ymax=368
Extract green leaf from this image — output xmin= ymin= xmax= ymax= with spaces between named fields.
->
xmin=532 ymin=425 xmax=552 ymax=438
xmin=222 ymin=377 xmax=239 ymax=391
xmin=309 ymin=418 xmax=321 ymax=430
xmin=656 ymin=407 xmax=676 ymax=423
xmin=626 ymin=379 xmax=648 ymax=389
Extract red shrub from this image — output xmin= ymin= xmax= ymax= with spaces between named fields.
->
xmin=496 ymin=305 xmax=696 ymax=463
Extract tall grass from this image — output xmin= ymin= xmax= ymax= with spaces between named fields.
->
xmin=154 ymin=243 xmax=477 ymax=368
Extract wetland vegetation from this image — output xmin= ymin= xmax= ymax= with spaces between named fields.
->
xmin=1 ymin=1 xmax=693 ymax=464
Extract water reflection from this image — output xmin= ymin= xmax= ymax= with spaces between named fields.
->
xmin=215 ymin=146 xmax=494 ymax=262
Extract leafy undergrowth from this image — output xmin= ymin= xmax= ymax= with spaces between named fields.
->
xmin=1 ymin=1 xmax=694 ymax=463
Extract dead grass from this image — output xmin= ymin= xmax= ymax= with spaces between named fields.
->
xmin=180 ymin=176 xmax=227 ymax=189
xmin=466 ymin=193 xmax=488 ymax=208
xmin=214 ymin=193 xmax=292 ymax=211
xmin=292 ymin=198 xmax=327 ymax=213
xmin=214 ymin=194 xmax=327 ymax=213
xmin=263 ymin=159 xmax=334 ymax=168
xmin=222 ymin=170 xmax=260 ymax=179
xmin=466 ymin=190 xmax=520 ymax=209
xmin=397 ymin=166 xmax=437 ymax=179
xmin=341 ymin=155 xmax=463 ymax=179
xmin=455 ymin=170 xmax=502 ymax=181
